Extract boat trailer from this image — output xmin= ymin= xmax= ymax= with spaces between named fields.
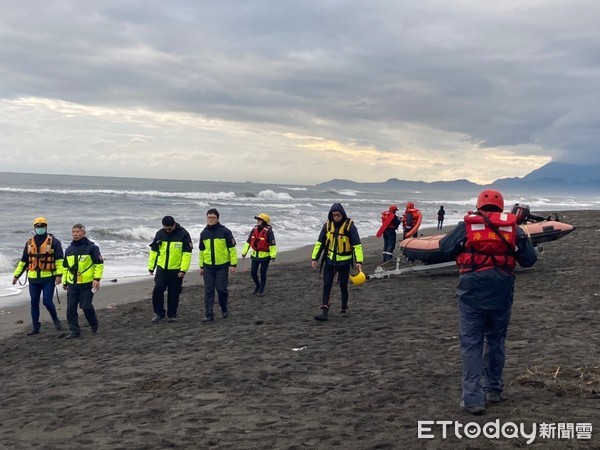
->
xmin=368 ymin=257 xmax=456 ymax=279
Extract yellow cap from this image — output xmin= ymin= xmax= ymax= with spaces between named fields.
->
xmin=33 ymin=217 xmax=48 ymax=226
xmin=254 ymin=213 xmax=271 ymax=224
xmin=350 ymin=270 xmax=366 ymax=286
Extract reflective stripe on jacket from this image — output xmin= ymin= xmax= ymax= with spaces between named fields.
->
xmin=148 ymin=225 xmax=193 ymax=272
xmin=242 ymin=225 xmax=277 ymax=260
xmin=13 ymin=233 xmax=64 ymax=281
xmin=312 ymin=219 xmax=364 ymax=265
xmin=199 ymin=223 xmax=238 ymax=268
xmin=63 ymin=239 xmax=104 ymax=286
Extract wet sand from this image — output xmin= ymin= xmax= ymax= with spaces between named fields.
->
xmin=1 ymin=210 xmax=598 ymax=449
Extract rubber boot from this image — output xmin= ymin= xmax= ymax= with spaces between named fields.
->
xmin=53 ymin=318 xmax=62 ymax=330
xmin=314 ymin=307 xmax=329 ymax=322
xmin=27 ymin=322 xmax=41 ymax=336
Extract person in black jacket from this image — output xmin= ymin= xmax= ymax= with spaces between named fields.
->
xmin=198 ymin=209 xmax=238 ymax=322
xmin=437 ymin=205 xmax=445 ymax=230
xmin=62 ymin=224 xmax=104 ymax=339
xmin=148 ymin=216 xmax=193 ymax=323
xmin=311 ymin=203 xmax=363 ymax=321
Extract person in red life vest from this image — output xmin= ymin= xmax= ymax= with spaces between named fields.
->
xmin=380 ymin=205 xmax=401 ymax=262
xmin=402 ymin=201 xmax=421 ymax=239
xmin=439 ymin=189 xmax=537 ymax=415
xmin=241 ymin=213 xmax=277 ymax=296
xmin=311 ymin=203 xmax=363 ymax=321
xmin=12 ymin=217 xmax=64 ymax=335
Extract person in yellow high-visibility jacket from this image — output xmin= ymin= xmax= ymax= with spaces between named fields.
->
xmin=148 ymin=216 xmax=193 ymax=323
xmin=198 ymin=208 xmax=237 ymax=322
xmin=62 ymin=223 xmax=104 ymax=339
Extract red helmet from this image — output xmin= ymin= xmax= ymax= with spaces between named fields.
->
xmin=389 ymin=205 xmax=398 ymax=212
xmin=476 ymin=189 xmax=504 ymax=211
xmin=406 ymin=202 xmax=415 ymax=209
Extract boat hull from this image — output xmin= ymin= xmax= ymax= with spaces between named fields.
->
xmin=399 ymin=220 xmax=575 ymax=264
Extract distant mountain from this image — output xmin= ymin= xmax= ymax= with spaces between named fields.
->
xmin=522 ymin=162 xmax=600 ymax=183
xmin=318 ymin=177 xmax=480 ymax=192
xmin=317 ymin=162 xmax=600 ymax=194
xmin=491 ymin=162 xmax=600 ymax=193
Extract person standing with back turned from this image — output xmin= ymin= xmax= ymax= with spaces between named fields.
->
xmin=380 ymin=205 xmax=401 ymax=262
xmin=148 ymin=216 xmax=193 ymax=323
xmin=12 ymin=217 xmax=64 ymax=335
xmin=439 ymin=189 xmax=537 ymax=415
xmin=311 ymin=203 xmax=363 ymax=321
xmin=437 ymin=205 xmax=445 ymax=230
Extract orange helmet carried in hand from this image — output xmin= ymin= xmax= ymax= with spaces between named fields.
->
xmin=476 ymin=189 xmax=504 ymax=211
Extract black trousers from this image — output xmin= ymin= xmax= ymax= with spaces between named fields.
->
xmin=250 ymin=258 xmax=271 ymax=293
xmin=203 ymin=266 xmax=229 ymax=318
xmin=382 ymin=229 xmax=397 ymax=262
xmin=152 ymin=269 xmax=184 ymax=318
xmin=66 ymin=286 xmax=97 ymax=334
xmin=321 ymin=263 xmax=350 ymax=310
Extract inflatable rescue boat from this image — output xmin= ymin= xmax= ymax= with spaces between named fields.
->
xmin=399 ymin=220 xmax=576 ymax=264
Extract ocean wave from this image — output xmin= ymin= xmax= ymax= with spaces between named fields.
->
xmin=281 ymin=186 xmax=308 ymax=191
xmin=0 ymin=252 xmax=15 ymax=272
xmin=91 ymin=226 xmax=157 ymax=241
xmin=332 ymin=189 xmax=360 ymax=197
xmin=0 ymin=187 xmax=238 ymax=201
xmin=257 ymin=190 xmax=294 ymax=200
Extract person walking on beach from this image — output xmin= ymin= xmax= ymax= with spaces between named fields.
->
xmin=148 ymin=216 xmax=193 ymax=323
xmin=402 ymin=201 xmax=421 ymax=238
xmin=311 ymin=203 xmax=363 ymax=321
xmin=379 ymin=205 xmax=401 ymax=262
xmin=12 ymin=217 xmax=64 ymax=335
xmin=437 ymin=205 xmax=445 ymax=230
xmin=439 ymin=189 xmax=537 ymax=415
xmin=62 ymin=224 xmax=104 ymax=339
xmin=199 ymin=208 xmax=238 ymax=323
xmin=241 ymin=213 xmax=277 ymax=296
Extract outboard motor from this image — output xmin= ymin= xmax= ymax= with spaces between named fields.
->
xmin=510 ymin=203 xmax=531 ymax=224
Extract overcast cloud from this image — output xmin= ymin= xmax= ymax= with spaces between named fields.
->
xmin=1 ymin=0 xmax=598 ymax=184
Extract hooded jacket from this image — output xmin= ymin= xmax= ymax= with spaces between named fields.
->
xmin=311 ymin=203 xmax=363 ymax=266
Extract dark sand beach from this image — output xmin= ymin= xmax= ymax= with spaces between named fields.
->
xmin=1 ymin=210 xmax=599 ymax=449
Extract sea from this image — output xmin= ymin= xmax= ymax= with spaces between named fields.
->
xmin=1 ymin=171 xmax=598 ymax=307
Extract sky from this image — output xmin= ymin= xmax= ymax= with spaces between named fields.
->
xmin=1 ymin=0 xmax=599 ymax=185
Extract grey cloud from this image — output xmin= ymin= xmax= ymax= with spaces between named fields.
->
xmin=1 ymin=1 xmax=600 ymax=165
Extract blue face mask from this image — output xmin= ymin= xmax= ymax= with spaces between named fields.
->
xmin=35 ymin=227 xmax=47 ymax=235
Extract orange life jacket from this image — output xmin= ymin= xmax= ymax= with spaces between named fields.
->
xmin=250 ymin=226 xmax=271 ymax=252
xmin=381 ymin=211 xmax=397 ymax=230
xmin=456 ymin=212 xmax=517 ymax=274
xmin=402 ymin=208 xmax=421 ymax=228
xmin=27 ymin=235 xmax=57 ymax=272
